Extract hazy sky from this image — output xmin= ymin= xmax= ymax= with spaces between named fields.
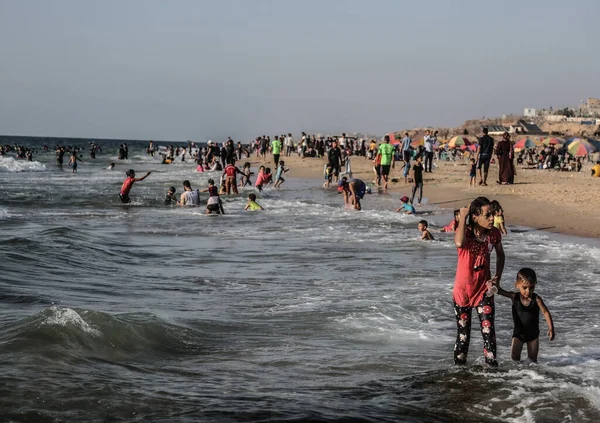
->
xmin=1 ymin=0 xmax=598 ymax=140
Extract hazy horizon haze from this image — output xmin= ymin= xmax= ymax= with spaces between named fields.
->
xmin=1 ymin=0 xmax=599 ymax=141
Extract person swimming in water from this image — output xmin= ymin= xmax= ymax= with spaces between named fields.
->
xmin=244 ymin=193 xmax=264 ymax=211
xmin=119 ymin=169 xmax=151 ymax=203
xmin=165 ymin=186 xmax=178 ymax=205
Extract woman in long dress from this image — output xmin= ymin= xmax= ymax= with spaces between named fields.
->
xmin=496 ymin=132 xmax=515 ymax=184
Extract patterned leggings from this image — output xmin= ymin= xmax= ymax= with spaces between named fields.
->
xmin=454 ymin=295 xmax=497 ymax=366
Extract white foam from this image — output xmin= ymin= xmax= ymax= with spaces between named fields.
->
xmin=42 ymin=306 xmax=101 ymax=337
xmin=0 ymin=157 xmax=47 ymax=172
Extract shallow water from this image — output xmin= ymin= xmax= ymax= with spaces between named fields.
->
xmin=1 ymin=140 xmax=600 ymax=422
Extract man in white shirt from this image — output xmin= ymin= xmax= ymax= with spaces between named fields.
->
xmin=423 ymin=129 xmax=434 ymax=173
xmin=339 ymin=133 xmax=346 ymax=149
xmin=285 ymin=133 xmax=294 ymax=156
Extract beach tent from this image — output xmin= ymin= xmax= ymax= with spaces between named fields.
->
xmin=411 ymin=139 xmax=424 ymax=147
xmin=567 ymin=138 xmax=596 ymax=156
xmin=448 ymin=136 xmax=471 ymax=148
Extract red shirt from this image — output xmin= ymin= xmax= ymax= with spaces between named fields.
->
xmin=453 ymin=227 xmax=502 ymax=307
xmin=224 ymin=164 xmax=238 ymax=177
xmin=443 ymin=219 xmax=459 ymax=232
xmin=120 ymin=177 xmax=135 ymax=195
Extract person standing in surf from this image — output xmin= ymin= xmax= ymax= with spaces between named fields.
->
xmin=453 ymin=196 xmax=505 ymax=367
xmin=68 ymin=150 xmax=84 ymax=173
xmin=179 ymin=180 xmax=201 ymax=206
xmin=119 ymin=169 xmax=151 ymax=203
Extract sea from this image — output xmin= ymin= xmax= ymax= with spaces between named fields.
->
xmin=1 ymin=136 xmax=600 ymax=423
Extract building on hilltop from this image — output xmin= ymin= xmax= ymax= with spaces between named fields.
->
xmin=584 ymin=98 xmax=600 ymax=117
xmin=484 ymin=125 xmax=510 ymax=136
xmin=510 ymin=120 xmax=546 ymax=135
xmin=524 ymin=108 xmax=536 ymax=117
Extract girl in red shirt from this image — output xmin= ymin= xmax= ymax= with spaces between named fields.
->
xmin=453 ymin=197 xmax=505 ymax=366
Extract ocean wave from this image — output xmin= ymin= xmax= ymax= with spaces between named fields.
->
xmin=0 ymin=306 xmax=210 ymax=357
xmin=0 ymin=157 xmax=47 ymax=172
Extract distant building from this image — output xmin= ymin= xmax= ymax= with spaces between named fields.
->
xmin=484 ymin=125 xmax=510 ymax=136
xmin=524 ymin=108 xmax=536 ymax=117
xmin=513 ymin=119 xmax=546 ymax=135
xmin=585 ymin=98 xmax=600 ymax=116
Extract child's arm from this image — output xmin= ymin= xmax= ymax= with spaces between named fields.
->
xmin=420 ymin=231 xmax=426 ymax=240
xmin=257 ymin=203 xmax=264 ymax=210
xmin=491 ymin=278 xmax=515 ymax=300
xmin=493 ymin=240 xmax=505 ymax=284
xmin=134 ymin=171 xmax=151 ymax=182
xmin=244 ymin=204 xmax=250 ymax=210
xmin=500 ymin=219 xmax=508 ymax=235
xmin=537 ymin=295 xmax=555 ymax=341
xmin=454 ymin=207 xmax=469 ymax=247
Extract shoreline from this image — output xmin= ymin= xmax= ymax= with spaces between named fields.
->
xmin=253 ymin=154 xmax=600 ymax=239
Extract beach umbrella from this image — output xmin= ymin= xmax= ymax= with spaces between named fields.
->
xmin=542 ymin=137 xmax=564 ymax=146
xmin=411 ymin=139 xmax=424 ymax=147
xmin=448 ymin=136 xmax=471 ymax=148
xmin=586 ymin=138 xmax=600 ymax=150
xmin=460 ymin=144 xmax=477 ymax=152
xmin=514 ymin=138 xmax=538 ymax=149
xmin=567 ymin=138 xmax=596 ymax=156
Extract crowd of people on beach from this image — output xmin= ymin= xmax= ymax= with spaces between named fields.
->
xmin=1 ymin=131 xmax=568 ymax=367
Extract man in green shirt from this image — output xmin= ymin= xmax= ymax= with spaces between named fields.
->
xmin=271 ymin=136 xmax=282 ymax=166
xmin=377 ymin=135 xmax=395 ymax=190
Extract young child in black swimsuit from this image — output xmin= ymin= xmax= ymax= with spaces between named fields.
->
xmin=492 ymin=268 xmax=555 ymax=363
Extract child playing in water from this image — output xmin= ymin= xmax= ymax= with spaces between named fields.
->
xmin=469 ymin=158 xmax=477 ymax=187
xmin=240 ymin=162 xmax=254 ymax=187
xmin=68 ymin=151 xmax=84 ymax=173
xmin=492 ymin=268 xmax=555 ymax=363
xmin=441 ymin=209 xmax=460 ymax=232
xmin=273 ymin=161 xmax=289 ymax=188
xmin=418 ymin=220 xmax=434 ymax=240
xmin=244 ymin=193 xmax=264 ymax=211
xmin=396 ymin=196 xmax=415 ymax=214
xmin=119 ymin=169 xmax=151 ymax=203
xmin=323 ymin=163 xmax=333 ymax=188
xmin=164 ymin=186 xmax=178 ymax=205
xmin=202 ymin=179 xmax=225 ymax=214
xmin=255 ymin=166 xmax=271 ymax=192
xmin=491 ymin=200 xmax=508 ymax=234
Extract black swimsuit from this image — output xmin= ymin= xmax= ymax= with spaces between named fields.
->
xmin=512 ymin=293 xmax=540 ymax=342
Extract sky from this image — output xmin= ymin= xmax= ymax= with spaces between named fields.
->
xmin=1 ymin=0 xmax=599 ymax=141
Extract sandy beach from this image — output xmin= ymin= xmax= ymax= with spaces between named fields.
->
xmin=257 ymin=153 xmax=600 ymax=238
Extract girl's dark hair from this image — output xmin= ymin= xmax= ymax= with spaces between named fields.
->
xmin=467 ymin=197 xmax=491 ymax=228
xmin=490 ymin=200 xmax=503 ymax=213
xmin=208 ymin=179 xmax=214 ymax=185
xmin=517 ymin=268 xmax=537 ymax=285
